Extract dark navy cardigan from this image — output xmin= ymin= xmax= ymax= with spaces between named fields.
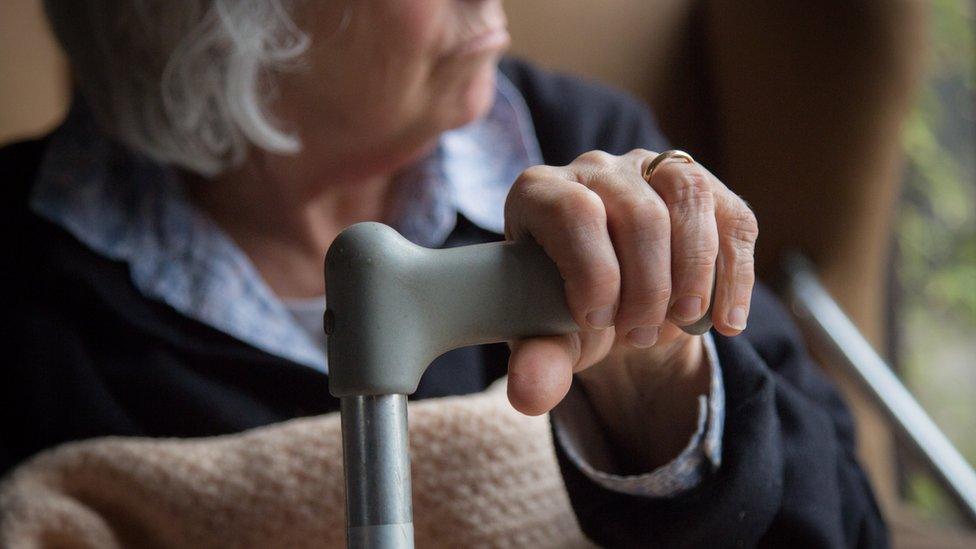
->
xmin=0 ymin=58 xmax=886 ymax=548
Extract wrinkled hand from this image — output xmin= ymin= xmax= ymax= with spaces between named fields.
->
xmin=503 ymin=149 xmax=757 ymax=465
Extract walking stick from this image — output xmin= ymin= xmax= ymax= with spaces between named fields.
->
xmin=325 ymin=222 xmax=712 ymax=548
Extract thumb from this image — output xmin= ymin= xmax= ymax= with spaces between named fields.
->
xmin=506 ymin=334 xmax=579 ymax=416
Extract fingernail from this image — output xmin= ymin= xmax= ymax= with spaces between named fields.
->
xmin=586 ymin=306 xmax=615 ymax=329
xmin=627 ymin=326 xmax=659 ymax=348
xmin=728 ymin=307 xmax=748 ymax=330
xmin=671 ymin=296 xmax=703 ymax=323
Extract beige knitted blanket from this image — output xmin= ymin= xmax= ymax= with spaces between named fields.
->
xmin=0 ymin=380 xmax=590 ymax=548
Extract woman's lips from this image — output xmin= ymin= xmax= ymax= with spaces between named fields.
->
xmin=450 ymin=27 xmax=511 ymax=57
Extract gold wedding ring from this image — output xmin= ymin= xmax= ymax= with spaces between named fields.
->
xmin=641 ymin=149 xmax=713 ymax=336
xmin=642 ymin=150 xmax=695 ymax=183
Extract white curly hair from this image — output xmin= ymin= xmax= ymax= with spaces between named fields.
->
xmin=44 ymin=0 xmax=310 ymax=176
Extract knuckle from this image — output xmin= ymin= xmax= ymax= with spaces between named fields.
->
xmin=624 ymin=148 xmax=655 ymax=167
xmin=634 ymin=283 xmax=673 ymax=310
xmin=506 ymin=175 xmax=530 ymax=205
xmin=505 ymin=175 xmax=543 ymax=219
xmin=615 ymin=194 xmax=670 ymax=241
xmin=727 ymin=262 xmax=757 ymax=300
xmin=722 ymin=245 xmax=756 ymax=291
xmin=575 ymin=150 xmax=615 ymax=169
xmin=667 ymin=171 xmax=715 ymax=214
xmin=558 ymin=188 xmax=606 ymax=223
xmin=674 ymin=242 xmax=720 ymax=282
xmin=737 ymin=262 xmax=757 ymax=285
xmin=619 ymin=288 xmax=671 ymax=324
xmin=682 ymin=250 xmax=719 ymax=270
xmin=617 ymin=192 xmax=665 ymax=219
xmin=727 ymin=205 xmax=760 ymax=245
xmin=516 ymin=164 xmax=560 ymax=185
xmin=729 ymin=245 xmax=757 ymax=278
xmin=565 ymin=256 xmax=619 ymax=298
xmin=586 ymin=261 xmax=621 ymax=292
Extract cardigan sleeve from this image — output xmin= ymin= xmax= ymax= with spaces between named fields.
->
xmin=550 ymin=334 xmax=724 ymax=497
xmin=551 ymin=285 xmax=887 ymax=548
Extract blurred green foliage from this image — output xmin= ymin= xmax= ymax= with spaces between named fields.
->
xmin=897 ymin=0 xmax=975 ymax=521
xmin=900 ymin=0 xmax=975 ymax=326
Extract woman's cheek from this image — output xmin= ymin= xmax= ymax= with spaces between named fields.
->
xmin=379 ymin=0 xmax=448 ymax=57
xmin=377 ymin=0 xmax=496 ymax=127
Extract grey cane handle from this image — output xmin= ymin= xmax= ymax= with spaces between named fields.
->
xmin=325 ymin=222 xmax=712 ymax=397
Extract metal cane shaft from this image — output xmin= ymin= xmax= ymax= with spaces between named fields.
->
xmin=340 ymin=395 xmax=413 ymax=549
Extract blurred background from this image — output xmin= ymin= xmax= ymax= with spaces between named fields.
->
xmin=2 ymin=0 xmax=973 ymax=546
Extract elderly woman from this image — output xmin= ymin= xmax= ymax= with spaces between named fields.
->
xmin=1 ymin=0 xmax=885 ymax=546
